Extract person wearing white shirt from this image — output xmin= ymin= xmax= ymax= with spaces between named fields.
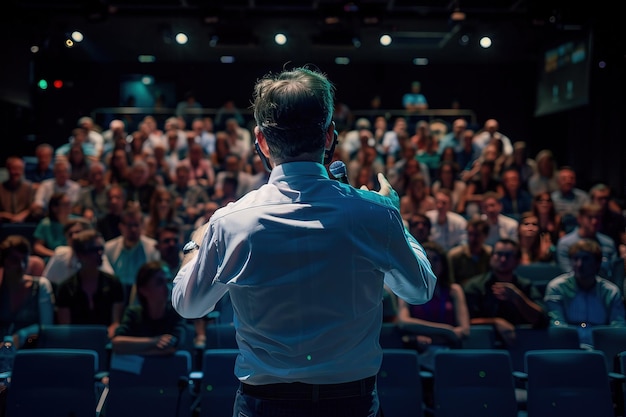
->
xmin=426 ymin=189 xmax=468 ymax=252
xmin=472 ymin=118 xmax=513 ymax=156
xmin=32 ymin=159 xmax=81 ymax=220
xmin=480 ymin=191 xmax=519 ymax=247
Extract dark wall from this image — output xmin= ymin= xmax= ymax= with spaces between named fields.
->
xmin=26 ymin=59 xmax=537 ymax=145
xmin=2 ymin=30 xmax=624 ymax=200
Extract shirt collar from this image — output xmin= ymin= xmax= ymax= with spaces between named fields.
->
xmin=268 ymin=162 xmax=330 ymax=184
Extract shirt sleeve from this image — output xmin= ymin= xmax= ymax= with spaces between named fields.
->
xmin=171 ymin=223 xmax=229 ymax=319
xmin=382 ymin=213 xmax=437 ymax=305
xmin=543 ymin=282 xmax=567 ymax=325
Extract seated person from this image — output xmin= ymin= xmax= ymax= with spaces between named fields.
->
xmin=111 ymin=261 xmax=186 ymax=355
xmin=43 ymin=218 xmax=113 ymax=287
xmin=32 ymin=192 xmax=75 ymax=260
xmin=463 ymin=238 xmax=549 ymax=346
xmin=56 ymin=229 xmax=125 ymax=339
xmin=556 ymin=202 xmax=618 ymax=280
xmin=518 ymin=211 xmax=555 ymax=265
xmin=0 ymin=235 xmax=54 ymax=348
xmin=397 ymin=241 xmax=470 ymax=369
xmin=448 ymin=218 xmax=492 ymax=286
xmin=544 ymin=239 xmax=625 ymax=349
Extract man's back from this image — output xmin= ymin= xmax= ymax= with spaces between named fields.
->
xmin=176 ymin=162 xmax=434 ymax=384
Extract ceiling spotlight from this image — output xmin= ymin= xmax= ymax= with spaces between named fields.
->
xmin=479 ymin=36 xmax=492 ymax=48
xmin=379 ymin=34 xmax=392 ymax=46
xmin=71 ymin=31 xmax=84 ymax=42
xmin=30 ymin=45 xmax=40 ymax=53
xmin=175 ymin=33 xmax=188 ymax=45
xmin=274 ymin=33 xmax=287 ymax=45
xmin=65 ymin=38 xmax=75 ymax=48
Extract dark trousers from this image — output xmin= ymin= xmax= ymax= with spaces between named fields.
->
xmin=235 ymin=377 xmax=380 ymax=417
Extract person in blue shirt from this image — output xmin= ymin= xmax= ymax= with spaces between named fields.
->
xmin=545 ymin=238 xmax=625 ymax=348
xmin=172 ymin=66 xmax=436 ymax=417
xmin=402 ymin=81 xmax=429 ymax=112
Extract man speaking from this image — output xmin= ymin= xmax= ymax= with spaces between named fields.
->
xmin=172 ymin=65 xmax=436 ymax=417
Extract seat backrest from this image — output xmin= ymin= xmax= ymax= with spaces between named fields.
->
xmin=5 ymin=348 xmax=99 ymax=417
xmin=0 ymin=222 xmax=38 ymax=247
xmin=507 ymin=326 xmax=581 ymax=372
xmin=377 ymin=349 xmax=424 ymax=417
xmin=525 ymin=349 xmax=614 ymax=417
xmin=38 ymin=324 xmax=111 ymax=372
xmin=379 ymin=323 xmax=405 ymax=349
xmin=461 ymin=324 xmax=497 ymax=349
xmin=205 ymin=323 xmax=238 ymax=349
xmin=514 ymin=262 xmax=563 ymax=296
xmin=433 ymin=349 xmax=518 ymax=417
xmin=105 ymin=350 xmax=192 ymax=417
xmin=591 ymin=326 xmax=626 ymax=372
xmin=199 ymin=348 xmax=240 ymax=417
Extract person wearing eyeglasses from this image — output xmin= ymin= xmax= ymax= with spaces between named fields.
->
xmin=462 ymin=238 xmax=549 ymax=346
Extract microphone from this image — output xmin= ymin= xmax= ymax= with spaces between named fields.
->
xmin=329 ymin=160 xmax=350 ymax=185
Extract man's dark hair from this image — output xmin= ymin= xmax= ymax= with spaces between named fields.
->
xmin=467 ymin=218 xmax=490 ymax=236
xmin=252 ymin=66 xmax=335 ymax=162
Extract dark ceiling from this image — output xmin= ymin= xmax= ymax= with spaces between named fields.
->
xmin=2 ymin=1 xmax=602 ymax=65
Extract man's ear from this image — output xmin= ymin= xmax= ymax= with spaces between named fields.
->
xmin=254 ymin=126 xmax=273 ymax=173
xmin=254 ymin=126 xmax=270 ymax=157
xmin=323 ymin=121 xmax=338 ymax=165
xmin=324 ymin=121 xmax=336 ymax=149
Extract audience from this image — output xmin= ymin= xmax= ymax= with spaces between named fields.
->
xmin=31 ymin=159 xmax=81 ymax=220
xmin=400 ymin=173 xmax=436 ymax=220
xmin=531 ymin=191 xmax=564 ymax=247
xmin=24 ymin=143 xmax=54 ymax=189
xmin=42 ymin=217 xmax=113 ymax=287
xmin=589 ymin=183 xmax=626 ymax=250
xmin=447 ymin=218 xmax=492 ymax=285
xmin=32 ymin=193 xmax=75 ymax=260
xmin=499 ymin=167 xmax=532 ymax=221
xmin=0 ymin=235 xmax=54 ymax=349
xmin=556 ymin=202 xmax=618 ymax=279
xmin=551 ymin=166 xmax=590 ymax=233
xmin=104 ymin=205 xmax=161 ymax=305
xmin=480 ymin=191 xmax=519 ymax=248
xmin=2 ymin=100 xmax=626 ymax=407
xmin=544 ymin=239 xmax=625 ymax=348
xmin=73 ymin=161 xmax=109 ymax=222
xmin=463 ymin=238 xmax=549 ymax=346
xmin=397 ymin=241 xmax=470 ymax=369
xmin=55 ymin=229 xmax=124 ymax=339
xmin=0 ymin=156 xmax=35 ymax=224
xmin=111 ymin=260 xmax=186 ymax=356
xmin=425 ymin=189 xmax=467 ymax=252
xmin=517 ymin=211 xmax=555 ymax=264
xmin=96 ymin=184 xmax=126 ymax=241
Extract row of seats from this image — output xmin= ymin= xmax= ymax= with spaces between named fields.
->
xmin=5 ymin=323 xmax=626 ymax=417
xmin=5 ymin=346 xmax=625 ymax=417
xmin=29 ymin=322 xmax=626 ymax=375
